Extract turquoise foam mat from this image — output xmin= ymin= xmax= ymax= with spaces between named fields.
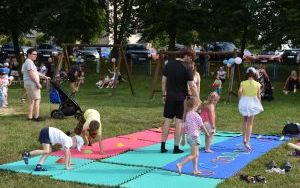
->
xmin=51 ymin=162 xmax=151 ymax=186
xmin=121 ymin=169 xmax=223 ymax=188
xmin=0 ymin=156 xmax=94 ymax=176
xmin=102 ymin=134 xmax=232 ymax=168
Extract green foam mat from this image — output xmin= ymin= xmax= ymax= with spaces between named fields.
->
xmin=121 ymin=169 xmax=223 ymax=188
xmin=51 ymin=162 xmax=151 ymax=186
xmin=102 ymin=135 xmax=231 ymax=168
xmin=214 ymin=131 xmax=242 ymax=137
xmin=0 ymin=156 xmax=94 ymax=176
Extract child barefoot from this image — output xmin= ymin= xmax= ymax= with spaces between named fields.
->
xmin=22 ymin=127 xmax=84 ymax=171
xmin=176 ymin=96 xmax=209 ymax=175
xmin=200 ymin=92 xmax=220 ymax=153
xmin=238 ymin=67 xmax=263 ymax=151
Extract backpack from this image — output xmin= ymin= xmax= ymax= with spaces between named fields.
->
xmin=282 ymin=123 xmax=300 ymax=135
xmin=49 ymin=88 xmax=61 ymax=104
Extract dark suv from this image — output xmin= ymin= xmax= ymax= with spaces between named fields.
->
xmin=204 ymin=42 xmax=238 ymax=61
xmin=125 ymin=44 xmax=151 ymax=63
xmin=281 ymin=49 xmax=300 ymax=64
xmin=1 ymin=42 xmax=27 ymax=57
xmin=37 ymin=43 xmax=62 ymax=61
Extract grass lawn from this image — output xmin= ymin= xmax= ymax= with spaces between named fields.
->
xmin=0 ymin=62 xmax=299 ymax=188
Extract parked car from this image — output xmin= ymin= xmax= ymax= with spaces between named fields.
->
xmin=74 ymin=46 xmax=100 ymax=61
xmin=125 ymin=44 xmax=152 ymax=63
xmin=205 ymin=42 xmax=238 ymax=61
xmin=256 ymin=50 xmax=281 ymax=63
xmin=1 ymin=42 xmax=28 ymax=57
xmin=37 ymin=43 xmax=62 ymax=61
xmin=281 ymin=49 xmax=300 ymax=64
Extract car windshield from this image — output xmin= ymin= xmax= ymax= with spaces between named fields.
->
xmin=260 ymin=51 xmax=275 ymax=55
xmin=38 ymin=44 xmax=54 ymax=49
xmin=215 ymin=42 xmax=236 ymax=51
xmin=82 ymin=47 xmax=97 ymax=51
xmin=127 ymin=44 xmax=147 ymax=51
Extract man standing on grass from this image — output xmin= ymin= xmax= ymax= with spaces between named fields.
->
xmin=161 ymin=50 xmax=199 ymax=154
xmin=22 ymin=48 xmax=50 ymax=121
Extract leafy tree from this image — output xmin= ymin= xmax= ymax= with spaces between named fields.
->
xmin=0 ymin=0 xmax=41 ymax=59
xmin=136 ymin=0 xmax=204 ymax=50
xmin=36 ymin=0 xmax=106 ymax=44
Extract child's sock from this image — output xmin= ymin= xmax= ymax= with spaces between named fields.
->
xmin=173 ymin=145 xmax=184 ymax=154
xmin=161 ymin=142 xmax=168 ymax=153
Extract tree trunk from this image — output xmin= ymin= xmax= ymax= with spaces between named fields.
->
xmin=168 ymin=29 xmax=176 ymax=51
xmin=11 ymin=29 xmax=23 ymax=65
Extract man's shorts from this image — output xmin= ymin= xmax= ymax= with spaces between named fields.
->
xmin=38 ymin=127 xmax=51 ymax=144
xmin=187 ymin=135 xmax=200 ymax=146
xmin=24 ymin=84 xmax=41 ymax=100
xmin=163 ymin=100 xmax=184 ymax=119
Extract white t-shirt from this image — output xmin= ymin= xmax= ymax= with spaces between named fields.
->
xmin=48 ymin=127 xmax=73 ymax=149
xmin=21 ymin=58 xmax=39 ymax=86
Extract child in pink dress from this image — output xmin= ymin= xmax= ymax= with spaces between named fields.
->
xmin=199 ymin=92 xmax=220 ymax=153
xmin=176 ymin=96 xmax=209 ymax=175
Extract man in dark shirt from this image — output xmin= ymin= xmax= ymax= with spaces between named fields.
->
xmin=161 ymin=54 xmax=198 ymax=154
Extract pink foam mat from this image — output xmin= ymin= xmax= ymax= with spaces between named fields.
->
xmin=51 ymin=137 xmax=156 ymax=159
xmin=118 ymin=129 xmax=174 ymax=143
xmin=147 ymin=127 xmax=175 ymax=133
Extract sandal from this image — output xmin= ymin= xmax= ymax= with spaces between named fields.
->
xmin=254 ymin=175 xmax=266 ymax=183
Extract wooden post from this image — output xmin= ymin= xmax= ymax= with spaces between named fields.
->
xmin=150 ymin=51 xmax=164 ymax=99
xmin=226 ymin=64 xmax=235 ymax=103
xmin=120 ymin=46 xmax=135 ymax=96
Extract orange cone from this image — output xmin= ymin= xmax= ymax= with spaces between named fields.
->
xmin=56 ymin=157 xmax=65 ymax=164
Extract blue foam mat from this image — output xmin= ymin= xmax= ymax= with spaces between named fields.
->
xmin=163 ymin=135 xmax=288 ymax=179
xmin=51 ymin=162 xmax=151 ymax=186
xmin=0 ymin=156 xmax=94 ymax=176
xmin=102 ymin=134 xmax=231 ymax=168
xmin=121 ymin=169 xmax=223 ymax=188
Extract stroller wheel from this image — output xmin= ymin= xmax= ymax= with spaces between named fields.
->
xmin=51 ymin=110 xmax=64 ymax=119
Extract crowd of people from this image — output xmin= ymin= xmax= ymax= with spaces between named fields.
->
xmin=0 ymin=47 xmax=299 ymax=174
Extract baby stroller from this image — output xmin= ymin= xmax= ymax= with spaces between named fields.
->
xmin=50 ymin=80 xmax=83 ymax=119
xmin=258 ymin=72 xmax=274 ymax=101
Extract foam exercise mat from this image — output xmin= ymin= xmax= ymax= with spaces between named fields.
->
xmin=118 ymin=130 xmax=174 ymax=143
xmin=102 ymin=135 xmax=231 ymax=168
xmin=51 ymin=162 xmax=151 ymax=186
xmin=0 ymin=156 xmax=93 ymax=176
xmin=51 ymin=137 xmax=156 ymax=159
xmin=121 ymin=169 xmax=223 ymax=188
xmin=163 ymin=135 xmax=288 ymax=179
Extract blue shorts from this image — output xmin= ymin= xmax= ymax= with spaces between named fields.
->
xmin=38 ymin=127 xmax=51 ymax=144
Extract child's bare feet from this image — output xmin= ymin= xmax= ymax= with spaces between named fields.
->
xmin=193 ymin=171 xmax=202 ymax=175
xmin=205 ymin=149 xmax=214 ymax=153
xmin=176 ymin=163 xmax=182 ymax=175
xmin=244 ymin=143 xmax=252 ymax=151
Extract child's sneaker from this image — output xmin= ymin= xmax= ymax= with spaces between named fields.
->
xmin=34 ymin=164 xmax=47 ymax=171
xmin=22 ymin=152 xmax=30 ymax=165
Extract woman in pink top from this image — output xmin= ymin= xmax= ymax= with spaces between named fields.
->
xmin=176 ymin=96 xmax=209 ymax=175
xmin=200 ymin=92 xmax=220 ymax=153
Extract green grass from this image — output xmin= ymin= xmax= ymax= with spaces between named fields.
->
xmin=0 ymin=63 xmax=300 ymax=188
